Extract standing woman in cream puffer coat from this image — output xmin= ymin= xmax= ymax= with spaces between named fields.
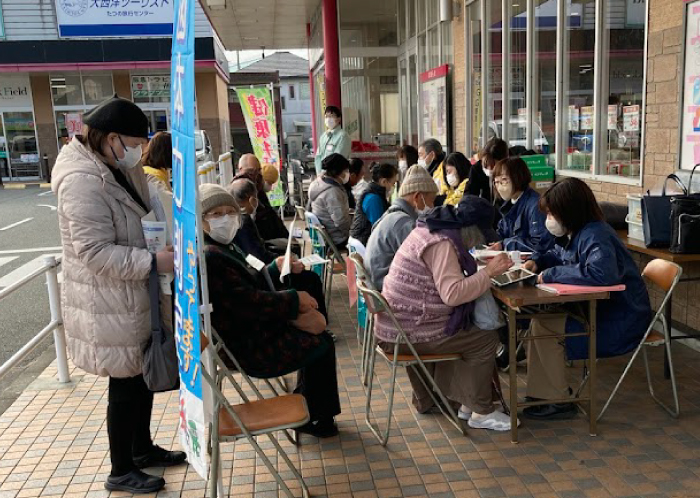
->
xmin=51 ymin=96 xmax=186 ymax=494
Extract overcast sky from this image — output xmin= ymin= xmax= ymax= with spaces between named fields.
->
xmin=226 ymin=49 xmax=308 ymax=70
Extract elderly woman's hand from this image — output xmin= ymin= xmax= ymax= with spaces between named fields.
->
xmin=276 ymin=255 xmax=304 ymax=274
xmin=297 ymin=291 xmax=319 ymax=313
xmin=485 ymin=253 xmax=513 ymax=278
xmin=155 ymin=246 xmax=174 ymax=273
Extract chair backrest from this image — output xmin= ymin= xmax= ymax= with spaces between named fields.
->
xmin=642 ymin=259 xmax=682 ymax=293
xmin=349 ymin=252 xmax=374 ymax=287
xmin=304 ymin=210 xmax=321 ymax=228
xmin=356 ymin=279 xmax=389 ymax=315
xmin=348 ymin=237 xmax=367 ymax=257
xmin=294 ymin=205 xmax=306 ymax=223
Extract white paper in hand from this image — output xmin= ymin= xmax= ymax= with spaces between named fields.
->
xmin=299 ymin=254 xmax=330 ymax=266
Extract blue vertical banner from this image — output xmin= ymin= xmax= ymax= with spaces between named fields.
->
xmin=171 ymin=0 xmax=207 ymax=480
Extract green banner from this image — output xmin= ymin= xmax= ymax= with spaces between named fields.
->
xmin=235 ymin=86 xmax=285 ymax=207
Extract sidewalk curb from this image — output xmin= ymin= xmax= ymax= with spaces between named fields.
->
xmin=1 ymin=183 xmax=50 ymax=190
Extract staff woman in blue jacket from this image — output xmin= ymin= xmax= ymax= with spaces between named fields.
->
xmin=490 ymin=157 xmax=554 ymax=254
xmin=523 ymin=178 xmax=651 ymax=420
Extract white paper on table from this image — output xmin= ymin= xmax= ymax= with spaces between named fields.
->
xmin=299 ymin=254 xmax=330 ymax=266
xmin=280 ymin=212 xmax=297 ymax=282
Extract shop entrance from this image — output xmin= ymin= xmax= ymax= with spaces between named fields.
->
xmin=0 ymin=111 xmax=40 ymax=181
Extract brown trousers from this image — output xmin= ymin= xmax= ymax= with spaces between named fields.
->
xmin=380 ymin=327 xmax=499 ymax=415
xmin=526 ymin=316 xmax=570 ymax=400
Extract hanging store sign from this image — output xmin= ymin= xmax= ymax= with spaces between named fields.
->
xmin=132 ymin=75 xmax=171 ymax=99
xmin=420 ymin=64 xmax=450 ymax=149
xmin=0 ymin=75 xmax=33 ymax=109
xmin=55 ymin=0 xmax=173 ymax=38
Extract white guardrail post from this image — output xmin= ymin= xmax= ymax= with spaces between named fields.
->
xmin=44 ymin=256 xmax=70 ymax=383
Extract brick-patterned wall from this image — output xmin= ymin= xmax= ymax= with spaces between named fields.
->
xmin=452 ymin=13 xmax=466 ymax=154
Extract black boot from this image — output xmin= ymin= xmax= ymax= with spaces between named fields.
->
xmin=105 ymin=470 xmax=165 ymax=494
xmin=133 ymin=445 xmax=187 ymax=469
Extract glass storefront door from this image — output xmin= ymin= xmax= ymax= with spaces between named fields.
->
xmin=143 ymin=109 xmax=169 ymax=135
xmin=1 ymin=112 xmax=40 ymax=180
xmin=0 ymin=118 xmax=8 ymax=179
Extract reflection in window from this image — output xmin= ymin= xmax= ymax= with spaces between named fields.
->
xmin=486 ymin=2 xmax=503 ymax=145
xmin=51 ymin=74 xmax=83 ymax=106
xmin=535 ymin=0 xmax=558 ymax=165
xmin=509 ymin=4 xmax=528 ymax=152
xmin=603 ymin=1 xmax=644 ymax=178
xmin=563 ymin=0 xmax=594 ymax=173
xmin=82 ymin=74 xmax=114 ymax=105
xmin=469 ymin=1 xmax=482 ymax=156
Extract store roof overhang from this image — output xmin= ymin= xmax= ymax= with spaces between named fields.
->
xmin=199 ymin=0 xmax=319 ymax=50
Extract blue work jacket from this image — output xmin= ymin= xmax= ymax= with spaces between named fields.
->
xmin=497 ymin=187 xmax=554 ymax=254
xmin=534 ymin=221 xmax=651 ymax=360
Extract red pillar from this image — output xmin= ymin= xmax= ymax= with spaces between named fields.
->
xmin=307 ymin=23 xmax=318 ymax=149
xmin=322 ymin=0 xmax=341 ymax=109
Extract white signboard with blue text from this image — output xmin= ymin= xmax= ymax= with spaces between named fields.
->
xmin=55 ymin=0 xmax=173 ymax=38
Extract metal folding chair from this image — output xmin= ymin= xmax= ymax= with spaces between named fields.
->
xmin=348 ymin=253 xmax=376 ymax=385
xmin=201 ymin=332 xmax=310 ymax=498
xmin=357 ymin=280 xmax=465 ymax=446
xmin=597 ymin=259 xmax=682 ymax=420
xmin=347 ymin=238 xmax=369 ymax=344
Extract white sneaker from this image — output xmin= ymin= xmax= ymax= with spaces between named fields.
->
xmin=468 ymin=410 xmax=520 ymax=431
xmin=458 ymin=403 xmax=504 ymax=421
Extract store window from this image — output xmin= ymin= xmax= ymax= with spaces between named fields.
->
xmin=602 ymin=1 xmax=644 ymax=179
xmin=535 ymin=0 xmax=557 ymax=165
xmin=300 ymin=82 xmax=311 ymax=100
xmin=131 ymin=75 xmax=170 ymax=104
xmin=289 ymin=84 xmax=296 ymax=100
xmin=82 ymin=74 xmax=114 ymax=105
xmin=469 ymin=1 xmax=482 ymax=155
xmin=486 ymin=2 xmax=503 ymax=141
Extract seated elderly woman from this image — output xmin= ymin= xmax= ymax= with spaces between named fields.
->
xmin=199 ymin=184 xmax=341 ymax=438
xmin=374 ymin=196 xmax=515 ymax=431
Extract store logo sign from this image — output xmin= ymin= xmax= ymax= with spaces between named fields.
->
xmin=0 ymin=86 xmax=29 ymax=100
xmin=58 ymin=0 xmax=88 ymax=17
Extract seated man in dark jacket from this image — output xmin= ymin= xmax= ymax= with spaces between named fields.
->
xmin=200 ymin=183 xmax=340 ymax=437
xmin=235 ymin=153 xmax=289 ymax=242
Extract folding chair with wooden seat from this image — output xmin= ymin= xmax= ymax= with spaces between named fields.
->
xmin=357 ymin=281 xmax=465 ymax=446
xmin=348 ymin=253 xmax=376 ymax=385
xmin=596 ymin=259 xmax=682 ymax=421
xmin=200 ymin=333 xmax=311 ymax=498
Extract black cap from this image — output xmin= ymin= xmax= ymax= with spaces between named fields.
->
xmin=321 ymin=153 xmax=350 ymax=176
xmin=83 ymin=94 xmax=149 ymax=139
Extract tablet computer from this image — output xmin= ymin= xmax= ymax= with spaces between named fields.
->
xmin=491 ymin=268 xmax=538 ymax=287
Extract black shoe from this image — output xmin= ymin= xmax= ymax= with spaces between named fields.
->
xmin=105 ymin=470 xmax=165 ymax=494
xmin=522 ymin=403 xmax=578 ymax=420
xmin=133 ymin=445 xmax=187 ymax=469
xmin=296 ymin=418 xmax=339 ymax=438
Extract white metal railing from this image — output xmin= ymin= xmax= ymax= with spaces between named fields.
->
xmin=0 ymin=256 xmax=70 ymax=383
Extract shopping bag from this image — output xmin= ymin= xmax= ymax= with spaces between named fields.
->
xmin=642 ymin=174 xmax=687 ymax=248
xmin=143 ymin=258 xmax=180 ymax=392
xmin=670 ymin=165 xmax=700 ymax=254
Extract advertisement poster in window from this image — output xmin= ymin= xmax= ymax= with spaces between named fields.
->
xmin=580 ymin=106 xmax=594 ymax=130
xmin=55 ymin=0 xmax=173 ymax=38
xmin=568 ymin=106 xmax=580 ymax=132
xmin=132 ymin=75 xmax=171 ymax=99
xmin=420 ymin=64 xmax=450 ymax=149
xmin=680 ymin=0 xmax=700 ymax=169
xmin=65 ymin=113 xmax=83 ymax=139
xmin=623 ymin=105 xmax=640 ymax=132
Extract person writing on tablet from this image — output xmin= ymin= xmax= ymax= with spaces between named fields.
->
xmin=522 ymin=178 xmax=651 ymax=420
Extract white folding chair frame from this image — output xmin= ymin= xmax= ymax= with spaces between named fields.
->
xmin=348 ymin=253 xmax=376 ymax=385
xmin=357 ymin=281 xmax=465 ymax=446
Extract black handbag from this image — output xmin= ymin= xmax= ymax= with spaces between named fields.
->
xmin=670 ymin=165 xmax=700 ymax=254
xmin=143 ymin=257 xmax=180 ymax=392
xmin=642 ymin=174 xmax=687 ymax=248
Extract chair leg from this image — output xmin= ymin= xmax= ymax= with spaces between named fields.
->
xmin=209 ymin=405 xmax=221 ymax=498
xmin=361 ymin=314 xmax=374 ymax=386
xmin=266 ymin=432 xmax=310 ymax=498
xmin=409 ymin=362 xmax=465 ymax=436
xmin=644 ymin=317 xmax=680 ymax=418
xmin=365 ymin=343 xmax=396 ymax=446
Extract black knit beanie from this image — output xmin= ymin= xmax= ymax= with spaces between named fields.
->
xmin=83 ymin=94 xmax=149 ymax=139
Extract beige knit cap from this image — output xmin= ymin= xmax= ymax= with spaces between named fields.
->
xmin=399 ymin=165 xmax=439 ymax=197
xmin=199 ymin=183 xmax=239 ymax=215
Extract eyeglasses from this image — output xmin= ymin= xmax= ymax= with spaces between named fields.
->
xmin=493 ymin=177 xmax=511 ymax=187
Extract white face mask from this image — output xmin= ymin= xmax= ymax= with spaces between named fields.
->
xmin=325 ymin=117 xmax=337 ymax=130
xmin=340 ymin=170 xmax=351 ymax=184
xmin=545 ymin=216 xmax=567 ymax=237
xmin=111 ymin=136 xmax=143 ymax=170
xmin=483 ymin=168 xmax=493 ymax=178
xmin=416 ymin=194 xmax=431 ymax=216
xmin=497 ymin=184 xmax=513 ymax=201
xmin=208 ymin=214 xmax=241 ymax=245
xmin=417 ymin=158 xmax=427 ymax=169
xmin=398 ymin=160 xmax=408 ymax=172
xmin=446 ymin=173 xmax=460 ymax=188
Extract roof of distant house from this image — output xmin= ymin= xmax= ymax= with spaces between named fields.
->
xmin=232 ymin=52 xmax=309 ymax=78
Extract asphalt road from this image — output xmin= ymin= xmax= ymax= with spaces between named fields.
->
xmin=0 ymin=187 xmax=63 ymax=413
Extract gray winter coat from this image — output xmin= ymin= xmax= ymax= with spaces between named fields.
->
xmin=308 ymin=175 xmax=351 ymax=246
xmin=365 ymin=198 xmax=418 ymax=290
xmin=52 ymin=139 xmax=172 ymax=378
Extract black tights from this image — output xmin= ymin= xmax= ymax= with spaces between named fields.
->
xmin=107 ymin=375 xmax=154 ymax=476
